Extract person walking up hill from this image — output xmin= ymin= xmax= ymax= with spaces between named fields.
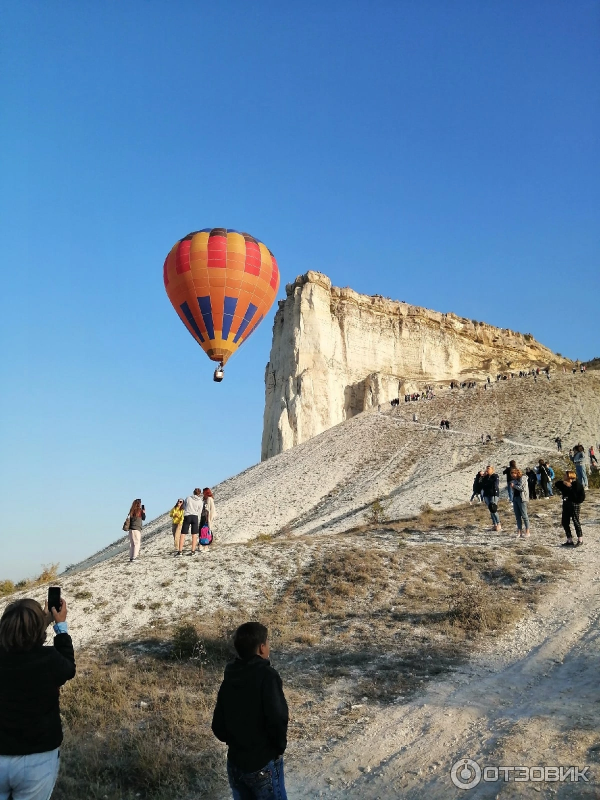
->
xmin=127 ymin=499 xmax=145 ymax=562
xmin=555 ymin=471 xmax=585 ymax=547
xmin=481 ymin=465 xmax=502 ymax=532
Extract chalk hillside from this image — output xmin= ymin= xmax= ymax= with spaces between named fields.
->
xmin=30 ymin=370 xmax=600 ymax=649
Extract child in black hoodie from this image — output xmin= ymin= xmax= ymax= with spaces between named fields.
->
xmin=212 ymin=622 xmax=289 ymax=799
xmin=555 ymin=470 xmax=586 ymax=547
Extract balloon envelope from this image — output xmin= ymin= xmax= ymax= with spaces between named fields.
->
xmin=163 ymin=228 xmax=280 ymax=366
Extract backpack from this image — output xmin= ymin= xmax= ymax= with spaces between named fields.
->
xmin=199 ymin=525 xmax=213 ymax=546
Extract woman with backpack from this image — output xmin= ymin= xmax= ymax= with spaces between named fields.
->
xmin=127 ymin=499 xmax=145 ymax=562
xmin=508 ymin=468 xmax=530 ymax=538
xmin=555 ymin=470 xmax=585 ymax=547
xmin=199 ymin=488 xmax=216 ymax=552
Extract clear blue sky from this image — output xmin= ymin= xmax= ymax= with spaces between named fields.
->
xmin=1 ymin=1 xmax=598 ymax=580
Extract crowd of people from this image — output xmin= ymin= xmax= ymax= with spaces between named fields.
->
xmin=1 ymin=368 xmax=595 ymax=800
xmin=122 ymin=487 xmax=217 ymax=562
xmin=470 ymin=438 xmax=596 ymax=544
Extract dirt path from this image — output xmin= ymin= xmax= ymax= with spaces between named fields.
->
xmin=286 ymin=500 xmax=600 ymax=799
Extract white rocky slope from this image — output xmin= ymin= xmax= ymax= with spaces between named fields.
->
xmin=5 ymin=371 xmax=597 ymax=651
xmin=261 ymin=271 xmax=571 ymax=459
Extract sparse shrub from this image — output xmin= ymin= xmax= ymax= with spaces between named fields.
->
xmin=447 ymin=583 xmax=517 ymax=634
xmin=0 ymin=564 xmax=59 ymax=599
xmin=0 ymin=580 xmax=15 ymax=597
xmin=255 ymin=533 xmax=274 ymax=543
xmin=148 ymin=602 xmax=161 ymax=611
xmin=172 ymin=622 xmax=206 ymax=661
xmin=133 ymin=602 xmax=146 ymax=611
xmin=588 ymin=469 xmax=600 ymax=490
xmin=74 ymin=590 xmax=93 ymax=600
xmin=366 ymin=498 xmax=389 ymax=525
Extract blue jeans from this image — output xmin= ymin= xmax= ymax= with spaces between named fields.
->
xmin=483 ymin=495 xmax=500 ymax=526
xmin=512 ymin=496 xmax=530 ymax=531
xmin=0 ymin=748 xmax=60 ymax=800
xmin=507 ymin=484 xmax=513 ymax=502
xmin=575 ymin=464 xmax=588 ymax=489
xmin=227 ymin=757 xmax=287 ymax=800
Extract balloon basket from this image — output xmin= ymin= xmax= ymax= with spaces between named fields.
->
xmin=213 ymin=365 xmax=225 ymax=383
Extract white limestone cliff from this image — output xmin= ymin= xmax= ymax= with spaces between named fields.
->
xmin=261 ymin=271 xmax=570 ymax=460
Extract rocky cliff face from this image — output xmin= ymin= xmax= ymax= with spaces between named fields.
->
xmin=261 ymin=271 xmax=569 ymax=459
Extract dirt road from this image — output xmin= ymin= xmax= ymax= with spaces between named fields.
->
xmin=287 ymin=500 xmax=600 ymax=799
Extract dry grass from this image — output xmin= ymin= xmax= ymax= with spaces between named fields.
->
xmin=54 ymin=501 xmax=576 ymax=799
xmin=0 ymin=564 xmax=59 ymax=598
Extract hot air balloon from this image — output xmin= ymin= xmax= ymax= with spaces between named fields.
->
xmin=163 ymin=228 xmax=280 ymax=381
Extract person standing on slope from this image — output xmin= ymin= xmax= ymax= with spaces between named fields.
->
xmin=199 ymin=488 xmax=216 ymax=552
xmin=554 ymin=436 xmax=562 ymax=453
xmin=127 ymin=499 xmax=145 ymax=562
xmin=503 ymin=460 xmax=517 ymax=501
xmin=555 ymin=471 xmax=585 ymax=547
xmin=509 ymin=468 xmax=530 ymax=538
xmin=537 ymin=460 xmax=551 ymax=498
xmin=470 ymin=470 xmax=485 ymax=503
xmin=525 ymin=467 xmax=538 ymax=500
xmin=169 ymin=498 xmax=185 ymax=552
xmin=569 ymin=445 xmax=588 ymax=489
xmin=481 ymin=465 xmax=502 ymax=531
xmin=544 ymin=462 xmax=555 ymax=496
xmin=212 ymin=622 xmax=289 ymax=800
xmin=179 ymin=488 xmax=203 ymax=556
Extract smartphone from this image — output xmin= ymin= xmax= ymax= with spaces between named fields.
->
xmin=48 ymin=586 xmax=61 ymax=613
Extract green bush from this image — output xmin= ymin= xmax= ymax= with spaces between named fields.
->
xmin=0 ymin=580 xmax=15 ymax=597
xmin=588 ymin=469 xmax=600 ymax=490
xmin=172 ymin=622 xmax=207 ymax=661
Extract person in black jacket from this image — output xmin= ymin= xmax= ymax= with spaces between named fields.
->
xmin=0 ymin=596 xmax=76 ymax=799
xmin=470 ymin=470 xmax=485 ymax=503
xmin=555 ymin=471 xmax=585 ymax=547
xmin=480 ymin=465 xmax=502 ymax=531
xmin=212 ymin=622 xmax=289 ymax=800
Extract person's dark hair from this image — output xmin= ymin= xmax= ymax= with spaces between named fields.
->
xmin=203 ymin=487 xmax=213 ymax=498
xmin=233 ymin=622 xmax=268 ymax=660
xmin=193 ymin=488 xmax=202 ymax=496
xmin=0 ymin=599 xmax=47 ymax=652
xmin=129 ymin=498 xmax=142 ymax=518
xmin=509 ymin=460 xmax=516 ymax=468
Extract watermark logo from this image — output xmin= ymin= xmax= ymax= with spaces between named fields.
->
xmin=450 ymin=759 xmax=590 ymax=790
xmin=451 ymin=759 xmax=482 ymax=789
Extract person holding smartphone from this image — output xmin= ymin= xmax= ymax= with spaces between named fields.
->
xmin=0 ymin=593 xmax=76 ymax=799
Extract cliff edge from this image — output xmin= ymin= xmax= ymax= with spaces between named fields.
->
xmin=261 ymin=271 xmax=570 ymax=460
